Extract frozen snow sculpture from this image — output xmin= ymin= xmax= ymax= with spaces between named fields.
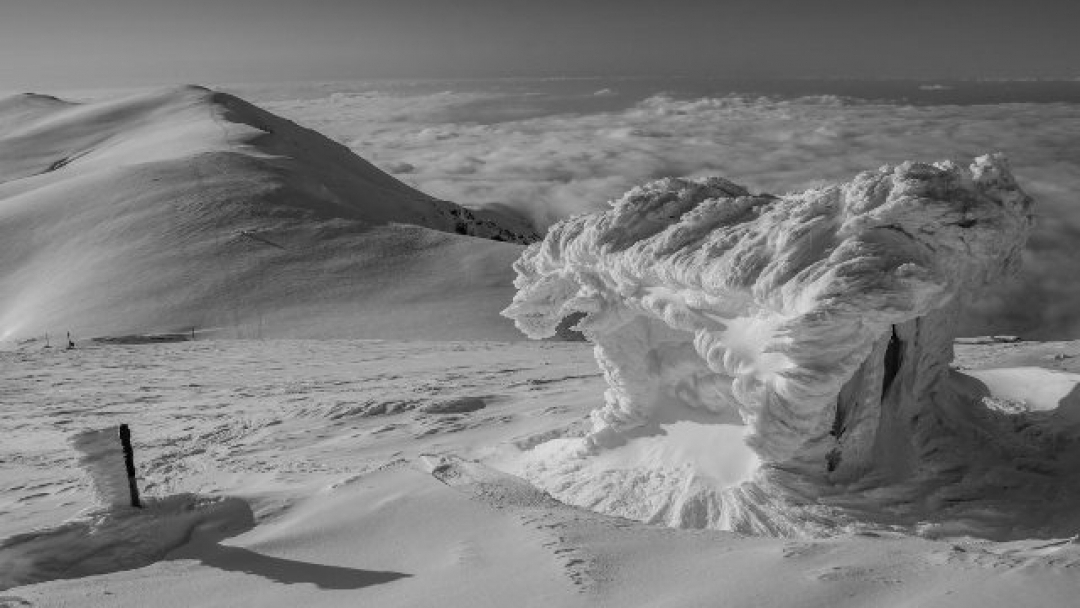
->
xmin=503 ymin=155 xmax=1035 ymax=535
xmin=71 ymin=426 xmax=140 ymax=509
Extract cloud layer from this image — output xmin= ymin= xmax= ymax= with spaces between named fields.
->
xmin=246 ymin=82 xmax=1080 ymax=339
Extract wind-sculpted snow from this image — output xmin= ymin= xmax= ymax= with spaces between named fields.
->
xmin=504 ymin=155 xmax=1048 ymax=536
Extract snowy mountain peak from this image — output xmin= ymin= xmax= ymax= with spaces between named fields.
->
xmin=0 ymin=87 xmax=533 ymax=341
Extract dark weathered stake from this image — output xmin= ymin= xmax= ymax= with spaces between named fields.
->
xmin=882 ymin=326 xmax=903 ymax=398
xmin=119 ymin=424 xmax=142 ymax=508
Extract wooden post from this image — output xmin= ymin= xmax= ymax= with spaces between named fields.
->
xmin=118 ymin=424 xmax=142 ymax=508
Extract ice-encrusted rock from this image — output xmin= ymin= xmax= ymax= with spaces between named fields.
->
xmin=503 ymin=154 xmax=1035 ymax=534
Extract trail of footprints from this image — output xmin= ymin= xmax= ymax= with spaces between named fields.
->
xmin=518 ymin=511 xmax=597 ymax=593
xmin=428 ymin=456 xmax=600 ymax=593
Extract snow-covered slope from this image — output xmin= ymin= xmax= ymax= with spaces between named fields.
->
xmin=500 ymin=156 xmax=1080 ymax=537
xmin=3 ymin=339 xmax=1080 ymax=606
xmin=0 ymin=86 xmax=533 ymax=342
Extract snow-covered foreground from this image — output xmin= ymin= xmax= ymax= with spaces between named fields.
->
xmin=2 ymin=338 xmax=1079 ymax=607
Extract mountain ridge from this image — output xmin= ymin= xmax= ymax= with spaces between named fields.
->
xmin=0 ymin=85 xmax=534 ymax=342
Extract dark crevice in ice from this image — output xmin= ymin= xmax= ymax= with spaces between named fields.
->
xmin=882 ymin=325 xmax=903 ymax=399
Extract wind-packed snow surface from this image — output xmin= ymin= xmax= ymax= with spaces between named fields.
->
xmin=503 ymin=155 xmax=1058 ymax=536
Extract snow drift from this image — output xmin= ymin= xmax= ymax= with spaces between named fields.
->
xmin=501 ymin=155 xmax=1066 ymax=536
xmin=0 ymin=86 xmax=534 ymax=342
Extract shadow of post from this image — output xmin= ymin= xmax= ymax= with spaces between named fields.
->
xmin=186 ymin=543 xmax=411 ymax=590
xmin=0 ymin=494 xmax=411 ymax=593
xmin=165 ymin=497 xmax=412 ymax=590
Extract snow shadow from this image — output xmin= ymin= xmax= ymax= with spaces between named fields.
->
xmin=177 ymin=543 xmax=410 ymax=590
xmin=167 ymin=501 xmax=411 ymax=591
xmin=0 ymin=494 xmax=410 ymax=592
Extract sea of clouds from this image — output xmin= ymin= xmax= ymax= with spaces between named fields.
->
xmin=238 ymin=80 xmax=1080 ymax=339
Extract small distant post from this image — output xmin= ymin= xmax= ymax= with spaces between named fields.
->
xmin=118 ymin=424 xmax=142 ymax=508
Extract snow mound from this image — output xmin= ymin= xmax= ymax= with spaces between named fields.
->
xmin=0 ymin=86 xmax=534 ymax=341
xmin=499 ymin=155 xmax=1077 ymax=537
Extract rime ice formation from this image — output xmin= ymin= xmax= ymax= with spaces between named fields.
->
xmin=503 ymin=155 xmax=1039 ymax=535
xmin=71 ymin=427 xmax=134 ymax=509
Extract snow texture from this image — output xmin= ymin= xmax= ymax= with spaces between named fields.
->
xmin=4 ymin=338 xmax=1080 ymax=603
xmin=504 ymin=155 xmax=1036 ymax=534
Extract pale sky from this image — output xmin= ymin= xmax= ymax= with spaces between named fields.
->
xmin=1 ymin=0 xmax=1078 ymax=90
